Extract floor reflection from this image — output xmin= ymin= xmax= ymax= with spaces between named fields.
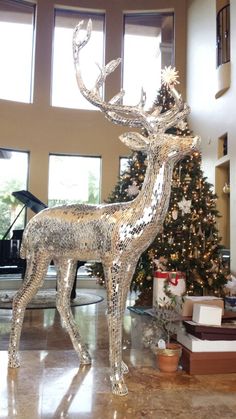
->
xmin=47 ymin=367 xmax=93 ymax=418
xmin=1 ymin=289 xmax=236 ymax=418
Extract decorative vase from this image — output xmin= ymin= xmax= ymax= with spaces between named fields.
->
xmin=157 ymin=343 xmax=182 ymax=372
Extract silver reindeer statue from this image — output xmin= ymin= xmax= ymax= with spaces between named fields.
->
xmin=8 ymin=20 xmax=200 ymax=396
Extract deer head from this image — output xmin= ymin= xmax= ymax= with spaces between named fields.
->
xmin=73 ymin=20 xmax=200 ymax=162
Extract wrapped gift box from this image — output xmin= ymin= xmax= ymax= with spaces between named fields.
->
xmin=153 ymin=271 xmax=186 ymax=306
xmin=192 ymin=304 xmax=223 ymax=326
xmin=183 ymin=320 xmax=236 ymax=340
xmin=177 ymin=329 xmax=236 ymax=352
xmin=181 ymin=296 xmax=224 ymax=317
xmin=181 ymin=346 xmax=236 ymax=374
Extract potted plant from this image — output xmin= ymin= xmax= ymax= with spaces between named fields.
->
xmin=143 ymin=297 xmax=182 ymax=372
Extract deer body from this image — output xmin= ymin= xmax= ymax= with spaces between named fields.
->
xmin=8 ymin=20 xmax=200 ymax=396
xmin=20 ymin=149 xmax=176 ymax=263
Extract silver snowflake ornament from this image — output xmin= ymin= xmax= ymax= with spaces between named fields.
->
xmin=127 ymin=181 xmax=139 ymax=197
xmin=178 ymin=196 xmax=192 ymax=214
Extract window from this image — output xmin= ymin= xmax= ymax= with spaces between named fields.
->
xmin=48 ymin=154 xmax=101 ymax=206
xmin=119 ymin=157 xmax=130 ymax=175
xmin=0 ymin=0 xmax=35 ymax=103
xmin=123 ymin=13 xmax=174 ymax=108
xmin=217 ymin=4 xmax=230 ymax=67
xmin=52 ymin=9 xmax=105 ymax=109
xmin=0 ymin=149 xmax=29 ymax=238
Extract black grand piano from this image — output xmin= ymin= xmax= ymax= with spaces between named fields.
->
xmin=0 ymin=190 xmax=47 ymax=276
xmin=0 ymin=190 xmax=80 ymax=299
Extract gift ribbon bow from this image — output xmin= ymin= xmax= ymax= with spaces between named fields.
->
xmin=154 ymin=271 xmax=186 ymax=286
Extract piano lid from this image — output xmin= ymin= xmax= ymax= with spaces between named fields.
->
xmin=12 ymin=190 xmax=48 ymax=214
xmin=1 ymin=191 xmax=48 ymax=241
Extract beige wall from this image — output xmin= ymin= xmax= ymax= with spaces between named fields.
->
xmin=186 ymin=0 xmax=235 ymax=270
xmin=0 ymin=0 xmax=187 ymax=208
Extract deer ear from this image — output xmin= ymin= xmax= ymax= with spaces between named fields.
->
xmin=119 ymin=132 xmax=148 ymax=151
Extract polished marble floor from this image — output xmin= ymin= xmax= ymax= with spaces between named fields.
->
xmin=1 ymin=289 xmax=236 ymax=418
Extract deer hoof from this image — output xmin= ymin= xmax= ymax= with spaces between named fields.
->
xmin=80 ymin=350 xmax=92 ymax=365
xmin=111 ymin=379 xmax=128 ymax=396
xmin=121 ymin=360 xmax=129 ymax=374
xmin=110 ymin=372 xmax=128 ymax=396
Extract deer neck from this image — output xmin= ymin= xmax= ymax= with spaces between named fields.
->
xmin=131 ymin=154 xmax=173 ymax=226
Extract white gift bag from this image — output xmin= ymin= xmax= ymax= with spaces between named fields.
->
xmin=153 ymin=271 xmax=186 ymax=306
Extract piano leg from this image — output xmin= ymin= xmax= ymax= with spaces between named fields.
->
xmin=70 ymin=261 xmax=85 ymax=300
xmin=21 ymin=260 xmax=26 ymax=279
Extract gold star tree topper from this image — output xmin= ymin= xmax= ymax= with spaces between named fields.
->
xmin=161 ymin=66 xmax=179 ymax=86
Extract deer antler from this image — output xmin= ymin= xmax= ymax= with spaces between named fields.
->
xmin=73 ymin=20 xmax=150 ymax=130
xmin=73 ymin=20 xmax=190 ymax=134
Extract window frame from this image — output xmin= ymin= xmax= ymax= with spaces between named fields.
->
xmin=0 ymin=0 xmax=36 ymax=103
xmin=0 ymin=147 xmax=29 ymax=238
xmin=48 ymin=153 xmax=102 ymax=206
xmin=119 ymin=156 xmax=130 ymax=176
xmin=122 ymin=12 xmax=175 ymax=108
xmin=51 ymin=8 xmax=105 ymax=110
xmin=216 ymin=4 xmax=230 ymax=67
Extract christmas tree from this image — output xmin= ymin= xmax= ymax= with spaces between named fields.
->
xmin=149 ymin=150 xmax=229 ymax=296
xmin=89 ymin=80 xmax=229 ymax=302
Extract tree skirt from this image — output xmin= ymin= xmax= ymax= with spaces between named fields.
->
xmin=0 ymin=290 xmax=104 ymax=309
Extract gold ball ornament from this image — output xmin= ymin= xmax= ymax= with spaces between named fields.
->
xmin=172 ymin=209 xmax=178 ymax=220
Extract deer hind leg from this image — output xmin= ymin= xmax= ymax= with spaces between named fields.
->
xmin=55 ymin=259 xmax=91 ymax=365
xmin=8 ymin=252 xmax=49 ymax=368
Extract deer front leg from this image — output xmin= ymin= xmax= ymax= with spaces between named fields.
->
xmin=56 ymin=259 xmax=91 ymax=365
xmin=105 ymin=263 xmax=130 ymax=396
xmin=119 ymin=260 xmax=139 ymax=376
xmin=8 ymin=253 xmax=49 ymax=368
